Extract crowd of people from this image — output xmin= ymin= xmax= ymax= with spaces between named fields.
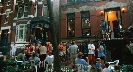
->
xmin=58 ymin=39 xmax=113 ymax=72
xmin=9 ymin=33 xmax=123 ymax=72
xmin=10 ymin=35 xmax=53 ymax=71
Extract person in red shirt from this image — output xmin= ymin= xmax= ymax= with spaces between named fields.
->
xmin=46 ymin=42 xmax=52 ymax=53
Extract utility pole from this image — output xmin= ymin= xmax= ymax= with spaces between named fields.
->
xmin=47 ymin=0 xmax=61 ymax=72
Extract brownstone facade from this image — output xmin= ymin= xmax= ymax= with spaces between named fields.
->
xmin=0 ymin=0 xmax=50 ymax=47
xmin=59 ymin=0 xmax=130 ymax=41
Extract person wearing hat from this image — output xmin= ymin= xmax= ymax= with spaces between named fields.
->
xmin=75 ymin=52 xmax=91 ymax=71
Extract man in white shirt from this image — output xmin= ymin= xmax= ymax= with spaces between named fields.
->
xmin=87 ymin=40 xmax=95 ymax=64
xmin=44 ymin=51 xmax=54 ymax=69
xmin=10 ymin=43 xmax=17 ymax=57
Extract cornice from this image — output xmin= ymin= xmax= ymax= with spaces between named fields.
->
xmin=61 ymin=1 xmax=127 ymax=14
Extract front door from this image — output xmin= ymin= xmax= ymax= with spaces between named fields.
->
xmin=32 ymin=28 xmax=42 ymax=40
xmin=104 ymin=7 xmax=122 ymax=39
xmin=1 ymin=29 xmax=9 ymax=46
xmin=112 ymin=20 xmax=119 ymax=38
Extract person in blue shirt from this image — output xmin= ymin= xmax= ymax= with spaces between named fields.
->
xmin=97 ymin=45 xmax=105 ymax=68
xmin=100 ymin=19 xmax=106 ymax=39
xmin=75 ymin=52 xmax=91 ymax=71
xmin=96 ymin=58 xmax=102 ymax=72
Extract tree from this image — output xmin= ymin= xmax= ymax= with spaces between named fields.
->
xmin=127 ymin=0 xmax=133 ymax=25
xmin=47 ymin=0 xmax=61 ymax=72
xmin=53 ymin=0 xmax=60 ymax=43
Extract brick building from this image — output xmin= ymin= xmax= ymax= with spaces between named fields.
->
xmin=60 ymin=0 xmax=130 ymax=42
xmin=0 ymin=0 xmax=54 ymax=50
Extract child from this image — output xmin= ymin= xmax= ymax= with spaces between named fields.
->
xmin=96 ymin=58 xmax=102 ymax=72
xmin=103 ymin=62 xmax=111 ymax=72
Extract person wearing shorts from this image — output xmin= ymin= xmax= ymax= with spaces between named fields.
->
xmin=67 ymin=41 xmax=78 ymax=68
xmin=97 ymin=45 xmax=105 ymax=68
xmin=88 ymin=40 xmax=95 ymax=64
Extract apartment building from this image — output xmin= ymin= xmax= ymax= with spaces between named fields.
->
xmin=60 ymin=0 xmax=130 ymax=41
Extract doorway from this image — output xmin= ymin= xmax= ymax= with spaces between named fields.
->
xmin=104 ymin=7 xmax=122 ymax=38
xmin=32 ymin=28 xmax=42 ymax=40
xmin=0 ymin=29 xmax=9 ymax=46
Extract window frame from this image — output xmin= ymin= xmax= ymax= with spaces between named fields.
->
xmin=67 ymin=13 xmax=75 ymax=37
xmin=4 ymin=11 xmax=10 ymax=24
xmin=15 ymin=24 xmax=27 ymax=43
xmin=7 ymin=0 xmax=10 ymax=5
xmin=17 ymin=6 xmax=22 ymax=18
xmin=24 ymin=4 xmax=28 ymax=17
xmin=81 ymin=11 xmax=91 ymax=36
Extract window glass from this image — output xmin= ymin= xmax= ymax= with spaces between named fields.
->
xmin=67 ymin=13 xmax=75 ymax=37
xmin=19 ymin=29 xmax=23 ymax=41
xmin=18 ymin=7 xmax=22 ymax=18
xmin=16 ymin=25 xmax=27 ymax=42
xmin=82 ymin=18 xmax=90 ymax=29
xmin=8 ymin=0 xmax=10 ymax=5
xmin=24 ymin=6 xmax=28 ymax=17
xmin=81 ymin=11 xmax=91 ymax=36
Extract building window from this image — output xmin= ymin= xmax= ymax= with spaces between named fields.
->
xmin=81 ymin=11 xmax=91 ymax=36
xmin=24 ymin=5 xmax=28 ymax=17
xmin=16 ymin=25 xmax=27 ymax=42
xmin=43 ymin=5 xmax=48 ymax=17
xmin=67 ymin=13 xmax=75 ymax=37
xmin=8 ymin=0 xmax=10 ymax=5
xmin=18 ymin=6 xmax=22 ymax=18
xmin=5 ymin=11 xmax=9 ymax=24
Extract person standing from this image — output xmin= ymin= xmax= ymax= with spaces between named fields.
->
xmin=39 ymin=42 xmax=47 ymax=62
xmin=96 ymin=58 xmax=103 ymax=72
xmin=46 ymin=42 xmax=52 ymax=53
xmin=30 ymin=34 xmax=36 ymax=43
xmin=67 ymin=41 xmax=78 ymax=68
xmin=17 ymin=49 xmax=25 ymax=61
xmin=126 ymin=40 xmax=133 ymax=64
xmin=87 ymin=40 xmax=95 ymax=64
xmin=75 ymin=52 xmax=91 ymax=72
xmin=10 ymin=43 xmax=17 ymax=57
xmin=97 ymin=45 xmax=105 ymax=68
xmin=58 ymin=42 xmax=64 ymax=56
xmin=100 ymin=19 xmax=106 ymax=39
